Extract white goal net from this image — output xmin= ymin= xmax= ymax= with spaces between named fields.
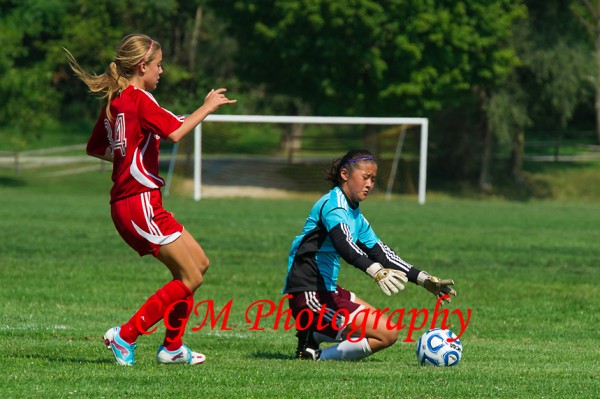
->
xmin=164 ymin=115 xmax=429 ymax=204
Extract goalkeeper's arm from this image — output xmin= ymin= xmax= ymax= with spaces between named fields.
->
xmin=328 ymin=224 xmax=407 ymax=295
xmin=358 ymin=240 xmax=422 ymax=283
xmin=360 ymin=240 xmax=457 ymax=302
xmin=328 ymin=223 xmax=374 ymax=272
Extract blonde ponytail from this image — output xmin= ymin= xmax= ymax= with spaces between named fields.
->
xmin=64 ymin=34 xmax=160 ymax=121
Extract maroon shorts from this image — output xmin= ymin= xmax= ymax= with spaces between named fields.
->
xmin=111 ymin=190 xmax=183 ymax=257
xmin=287 ymin=286 xmax=364 ymax=340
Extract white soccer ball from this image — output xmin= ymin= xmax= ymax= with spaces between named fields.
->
xmin=416 ymin=328 xmax=462 ymax=366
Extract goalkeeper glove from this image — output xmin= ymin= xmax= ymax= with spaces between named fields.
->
xmin=366 ymin=263 xmax=408 ymax=296
xmin=417 ymin=271 xmax=457 ymax=304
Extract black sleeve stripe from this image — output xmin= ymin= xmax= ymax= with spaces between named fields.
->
xmin=357 ymin=241 xmax=421 ymax=283
xmin=341 ymin=223 xmax=368 ymax=258
xmin=329 ymin=223 xmax=373 ymax=272
xmin=377 ymin=242 xmax=412 ymax=273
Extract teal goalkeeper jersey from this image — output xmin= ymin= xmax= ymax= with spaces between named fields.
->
xmin=283 ymin=186 xmax=418 ymax=293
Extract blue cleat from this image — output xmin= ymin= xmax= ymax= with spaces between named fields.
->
xmin=103 ymin=326 xmax=136 ymax=366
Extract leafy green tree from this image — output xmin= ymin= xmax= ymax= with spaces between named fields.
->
xmin=570 ymin=0 xmax=600 ymax=144
xmin=0 ymin=0 xmax=71 ymax=150
xmin=0 ymin=0 xmax=239 ymax=151
xmin=7 ymin=0 xmax=593 ymax=196
xmin=219 ymin=1 xmax=525 ymax=116
xmin=474 ymin=0 xmax=592 ymax=190
xmin=218 ymin=0 xmax=526 ymax=188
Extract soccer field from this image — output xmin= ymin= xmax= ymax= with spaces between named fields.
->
xmin=1 ymin=171 xmax=598 ymax=398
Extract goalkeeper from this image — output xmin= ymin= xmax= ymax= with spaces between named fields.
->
xmin=282 ymin=149 xmax=456 ymax=361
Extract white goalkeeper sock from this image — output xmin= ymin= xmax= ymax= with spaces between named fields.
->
xmin=319 ymin=338 xmax=372 ymax=361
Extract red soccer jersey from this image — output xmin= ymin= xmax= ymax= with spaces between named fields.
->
xmin=87 ymin=85 xmax=184 ymax=203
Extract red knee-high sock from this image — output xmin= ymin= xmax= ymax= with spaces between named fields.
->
xmin=163 ymin=293 xmax=194 ymax=351
xmin=119 ymin=280 xmax=192 ymax=344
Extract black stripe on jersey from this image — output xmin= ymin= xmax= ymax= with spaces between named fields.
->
xmin=357 ymin=241 xmax=421 ymax=283
xmin=378 ymin=242 xmax=412 ymax=271
xmin=329 ymin=223 xmax=373 ymax=272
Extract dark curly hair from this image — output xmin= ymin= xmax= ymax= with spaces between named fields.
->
xmin=325 ymin=149 xmax=377 ymax=188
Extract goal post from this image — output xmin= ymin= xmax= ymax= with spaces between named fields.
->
xmin=189 ymin=115 xmax=429 ymax=204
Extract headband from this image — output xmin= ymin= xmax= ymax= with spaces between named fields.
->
xmin=140 ymin=40 xmax=154 ymax=64
xmin=339 ymin=157 xmax=375 ymax=169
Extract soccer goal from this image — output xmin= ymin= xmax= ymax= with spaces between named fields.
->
xmin=166 ymin=115 xmax=429 ymax=204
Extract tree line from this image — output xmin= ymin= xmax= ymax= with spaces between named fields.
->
xmin=0 ymin=0 xmax=597 ymax=190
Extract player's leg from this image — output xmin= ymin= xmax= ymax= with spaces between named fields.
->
xmin=316 ymin=310 xmax=397 ymax=360
xmin=104 ymin=280 xmax=194 ymax=365
xmin=291 ymin=288 xmax=379 ymax=361
xmin=155 ymin=228 xmax=209 ymax=292
xmin=294 ymin=308 xmax=327 ymax=358
xmin=310 ymin=292 xmax=397 ymax=361
xmin=288 ymin=291 xmax=340 ymax=359
xmin=114 ymin=197 xmax=202 ymax=344
xmin=350 ymin=295 xmax=398 ymax=352
xmin=153 ymin=229 xmax=208 ymax=364
xmin=104 ymin=192 xmax=206 ymax=365
xmin=154 ymin=230 xmax=208 ymax=341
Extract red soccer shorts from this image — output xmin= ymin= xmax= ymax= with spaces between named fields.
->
xmin=287 ymin=286 xmax=364 ymax=340
xmin=111 ymin=190 xmax=183 ymax=257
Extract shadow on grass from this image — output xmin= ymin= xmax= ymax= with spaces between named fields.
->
xmin=249 ymin=351 xmax=294 ymax=360
xmin=11 ymin=353 xmax=113 ymax=364
xmin=248 ymin=350 xmax=385 ymax=362
xmin=0 ymin=176 xmax=26 ymax=187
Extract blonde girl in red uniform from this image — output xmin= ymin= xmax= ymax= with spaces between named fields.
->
xmin=65 ymin=33 xmax=236 ymax=365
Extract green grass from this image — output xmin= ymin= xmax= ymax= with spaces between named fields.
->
xmin=0 ymin=169 xmax=599 ymax=398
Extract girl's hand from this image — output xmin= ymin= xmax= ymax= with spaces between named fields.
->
xmin=203 ymin=88 xmax=237 ymax=113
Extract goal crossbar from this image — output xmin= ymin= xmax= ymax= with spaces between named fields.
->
xmin=191 ymin=115 xmax=429 ymax=204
